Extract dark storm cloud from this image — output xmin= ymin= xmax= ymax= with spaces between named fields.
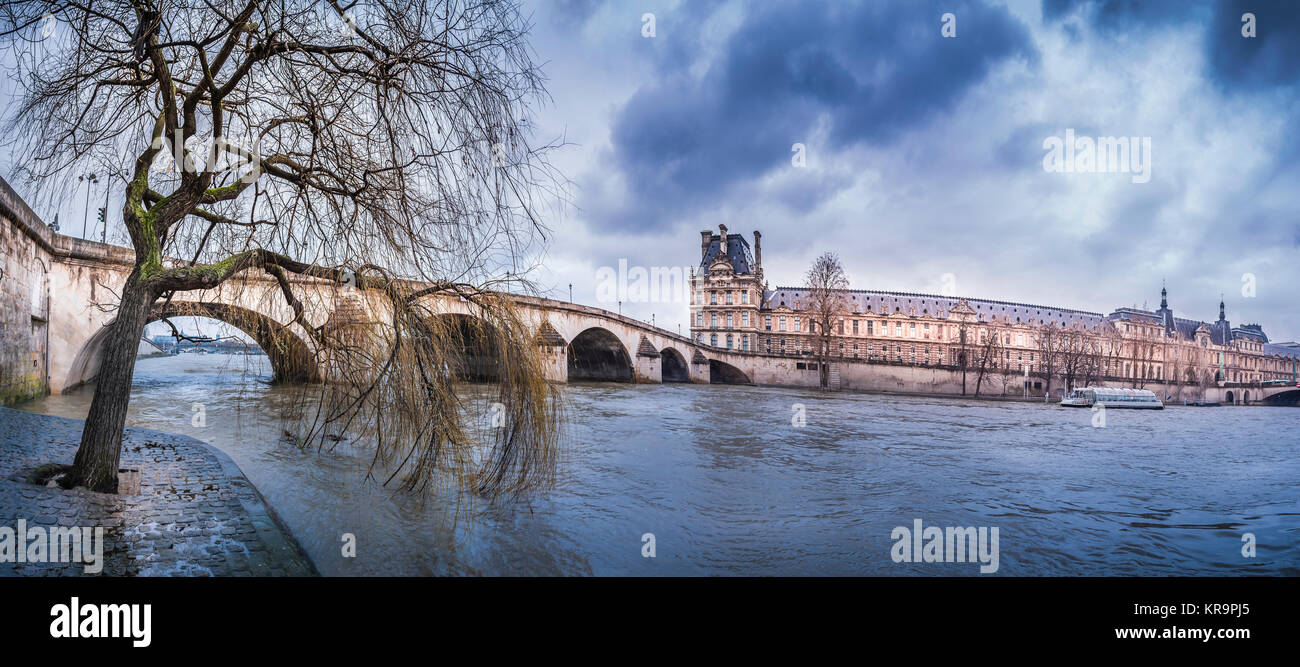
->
xmin=1206 ymin=0 xmax=1300 ymax=90
xmin=603 ymin=0 xmax=1035 ymax=231
xmin=1045 ymin=0 xmax=1300 ymax=91
xmin=1041 ymin=0 xmax=1206 ymax=31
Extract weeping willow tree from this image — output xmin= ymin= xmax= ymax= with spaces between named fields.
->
xmin=0 ymin=0 xmax=566 ymax=498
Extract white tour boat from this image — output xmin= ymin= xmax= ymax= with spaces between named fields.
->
xmin=1060 ymin=387 xmax=1164 ymax=410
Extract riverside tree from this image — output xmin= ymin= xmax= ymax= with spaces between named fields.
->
xmin=802 ymin=252 xmax=849 ymax=389
xmin=0 ymin=0 xmax=565 ymax=497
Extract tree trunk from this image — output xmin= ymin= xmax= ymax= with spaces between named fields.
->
xmin=68 ymin=271 xmax=154 ymax=492
xmin=818 ymin=336 xmax=828 ymax=388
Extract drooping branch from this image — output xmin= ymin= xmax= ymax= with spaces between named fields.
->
xmin=0 ymin=0 xmax=569 ymax=500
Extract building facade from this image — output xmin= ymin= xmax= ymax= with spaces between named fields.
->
xmin=689 ymin=225 xmax=1300 ymax=393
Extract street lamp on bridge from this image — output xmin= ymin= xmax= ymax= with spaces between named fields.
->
xmin=78 ymin=172 xmax=98 ymax=238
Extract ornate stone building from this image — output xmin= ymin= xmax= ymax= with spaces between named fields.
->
xmin=689 ymin=226 xmax=1300 ymax=394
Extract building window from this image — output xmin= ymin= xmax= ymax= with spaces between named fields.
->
xmin=711 ymin=312 xmax=717 ymax=328
xmin=710 ymin=291 xmax=717 ymax=305
xmin=696 ymin=312 xmax=703 ymax=327
xmin=779 ymin=316 xmax=787 ymax=331
xmin=726 ymin=291 xmax=733 ymax=305
xmin=837 ymin=320 xmax=844 ymax=335
xmin=867 ymin=321 xmax=874 ymax=335
xmin=852 ymin=320 xmax=859 ymax=334
xmin=794 ymin=316 xmax=801 ymax=331
xmin=742 ymin=335 xmax=749 ymax=351
xmin=741 ymin=291 xmax=749 ymax=304
xmin=726 ymin=313 xmax=733 ymax=329
xmin=909 ymin=322 xmax=916 ymax=337
xmin=741 ymin=312 xmax=748 ymax=327
xmin=726 ymin=334 xmax=733 ymax=349
xmin=710 ymin=333 xmax=717 ymax=346
xmin=765 ymin=315 xmax=772 ymax=331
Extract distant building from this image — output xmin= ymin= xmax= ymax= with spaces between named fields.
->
xmin=137 ymin=337 xmax=167 ymax=358
xmin=689 ymin=225 xmax=1300 ymax=388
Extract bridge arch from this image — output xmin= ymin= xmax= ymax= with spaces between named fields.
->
xmin=429 ymin=312 xmax=504 ymax=382
xmin=64 ymin=301 xmax=319 ymax=390
xmin=567 ymin=327 xmax=633 ymax=382
xmin=1263 ymin=389 xmax=1300 ymax=407
xmin=708 ymin=358 xmax=751 ymax=385
xmin=659 ymin=347 xmax=689 ymax=382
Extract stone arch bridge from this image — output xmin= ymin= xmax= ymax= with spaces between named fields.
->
xmin=20 ymin=232 xmax=760 ymax=394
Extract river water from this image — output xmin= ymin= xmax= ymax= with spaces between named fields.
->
xmin=18 ymin=353 xmax=1300 ymax=576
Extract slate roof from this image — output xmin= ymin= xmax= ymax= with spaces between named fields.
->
xmin=766 ymin=287 xmax=1109 ymax=330
xmin=1263 ymin=343 xmax=1300 ymax=359
xmin=701 ymin=233 xmax=755 ymax=275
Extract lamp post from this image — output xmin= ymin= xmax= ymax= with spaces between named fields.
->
xmin=100 ymin=180 xmax=111 ymax=243
xmin=568 ymin=283 xmax=572 ymax=303
xmin=78 ymin=173 xmax=99 ymax=238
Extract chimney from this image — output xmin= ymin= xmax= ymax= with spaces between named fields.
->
xmin=753 ymin=230 xmax=762 ymax=269
xmin=700 ymin=230 xmax=712 ymax=261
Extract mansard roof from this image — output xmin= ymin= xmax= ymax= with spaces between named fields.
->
xmin=1263 ymin=342 xmax=1300 ymax=359
xmin=701 ymin=233 xmax=755 ymax=275
xmin=1173 ymin=318 xmax=1206 ymax=341
xmin=764 ymin=287 xmax=1108 ymax=329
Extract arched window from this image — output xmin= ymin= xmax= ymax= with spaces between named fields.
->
xmin=726 ymin=334 xmax=733 ymax=349
xmin=710 ymin=333 xmax=718 ymax=347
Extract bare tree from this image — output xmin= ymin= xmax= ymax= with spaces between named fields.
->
xmin=1167 ymin=346 xmax=1184 ymax=400
xmin=803 ymin=252 xmax=849 ymax=388
xmin=971 ymin=324 xmax=1002 ymax=398
xmin=1078 ymin=335 xmax=1104 ymax=388
xmin=1032 ymin=322 xmax=1063 ymax=398
xmin=957 ymin=320 xmax=970 ymax=394
xmin=1 ymin=1 xmax=565 ymax=497
xmin=1127 ymin=329 xmax=1159 ymax=389
xmin=1101 ymin=327 xmax=1124 ymax=383
xmin=1058 ymin=327 xmax=1091 ymax=392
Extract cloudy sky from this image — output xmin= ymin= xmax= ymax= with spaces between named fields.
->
xmin=5 ymin=1 xmax=1298 ymax=343
xmin=516 ymin=0 xmax=1300 ymax=340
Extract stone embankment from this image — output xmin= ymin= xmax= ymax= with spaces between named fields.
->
xmin=0 ymin=407 xmax=317 ymax=576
